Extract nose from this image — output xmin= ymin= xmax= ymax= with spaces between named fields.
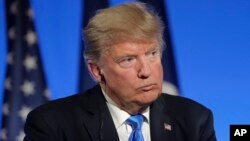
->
xmin=137 ymin=57 xmax=151 ymax=79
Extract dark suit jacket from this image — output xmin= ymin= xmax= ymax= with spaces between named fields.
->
xmin=24 ymin=85 xmax=216 ymax=141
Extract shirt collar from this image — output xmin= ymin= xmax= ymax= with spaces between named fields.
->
xmin=102 ymin=89 xmax=150 ymax=129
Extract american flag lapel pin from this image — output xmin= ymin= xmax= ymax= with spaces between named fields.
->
xmin=164 ymin=123 xmax=172 ymax=131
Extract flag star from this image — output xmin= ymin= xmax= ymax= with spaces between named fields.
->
xmin=26 ymin=8 xmax=34 ymax=20
xmin=21 ymin=80 xmax=35 ymax=96
xmin=25 ymin=30 xmax=37 ymax=46
xmin=3 ymin=103 xmax=10 ymax=116
xmin=0 ymin=128 xmax=8 ymax=140
xmin=5 ymin=77 xmax=12 ymax=90
xmin=16 ymin=130 xmax=25 ymax=141
xmin=19 ymin=105 xmax=32 ymax=122
xmin=10 ymin=1 xmax=18 ymax=14
xmin=44 ymin=88 xmax=51 ymax=99
xmin=23 ymin=55 xmax=37 ymax=71
xmin=8 ymin=27 xmax=15 ymax=40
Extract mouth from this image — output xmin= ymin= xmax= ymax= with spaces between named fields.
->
xmin=138 ymin=83 xmax=156 ymax=91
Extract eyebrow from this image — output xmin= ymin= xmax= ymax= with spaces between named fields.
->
xmin=113 ymin=54 xmax=137 ymax=62
xmin=145 ymin=46 xmax=159 ymax=54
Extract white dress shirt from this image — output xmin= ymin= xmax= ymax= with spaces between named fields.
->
xmin=103 ymin=91 xmax=151 ymax=141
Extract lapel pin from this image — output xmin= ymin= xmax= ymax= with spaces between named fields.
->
xmin=164 ymin=123 xmax=172 ymax=131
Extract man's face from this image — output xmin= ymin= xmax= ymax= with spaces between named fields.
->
xmin=99 ymin=41 xmax=163 ymax=113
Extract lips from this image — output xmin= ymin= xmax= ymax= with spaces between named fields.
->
xmin=138 ymin=83 xmax=156 ymax=91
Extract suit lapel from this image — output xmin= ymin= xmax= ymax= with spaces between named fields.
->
xmin=98 ymin=99 xmax=119 ymax=141
xmin=150 ymin=94 xmax=175 ymax=141
xmin=80 ymin=85 xmax=119 ymax=141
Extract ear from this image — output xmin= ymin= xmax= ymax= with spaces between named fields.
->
xmin=87 ymin=60 xmax=102 ymax=82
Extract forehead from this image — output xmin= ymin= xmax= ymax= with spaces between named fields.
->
xmin=107 ymin=41 xmax=158 ymax=55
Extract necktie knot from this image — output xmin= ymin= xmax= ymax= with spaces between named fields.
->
xmin=127 ymin=115 xmax=144 ymax=141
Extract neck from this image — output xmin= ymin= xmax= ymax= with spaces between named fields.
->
xmin=122 ymin=105 xmax=148 ymax=115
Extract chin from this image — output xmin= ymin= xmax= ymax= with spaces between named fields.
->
xmin=139 ymin=91 xmax=161 ymax=105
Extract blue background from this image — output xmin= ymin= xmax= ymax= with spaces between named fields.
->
xmin=1 ymin=0 xmax=250 ymax=140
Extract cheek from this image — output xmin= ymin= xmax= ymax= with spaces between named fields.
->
xmin=113 ymin=70 xmax=137 ymax=85
xmin=152 ymin=62 xmax=163 ymax=79
xmin=105 ymin=67 xmax=136 ymax=85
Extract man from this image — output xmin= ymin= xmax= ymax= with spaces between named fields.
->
xmin=24 ymin=2 xmax=216 ymax=141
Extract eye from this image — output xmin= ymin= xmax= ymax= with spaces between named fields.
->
xmin=147 ymin=49 xmax=160 ymax=60
xmin=123 ymin=57 xmax=134 ymax=62
xmin=151 ymin=50 xmax=157 ymax=56
xmin=117 ymin=57 xmax=136 ymax=68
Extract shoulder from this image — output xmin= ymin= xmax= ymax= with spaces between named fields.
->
xmin=27 ymin=85 xmax=101 ymax=121
xmin=24 ymin=86 xmax=102 ymax=140
xmin=30 ymin=93 xmax=83 ymax=116
xmin=157 ymin=94 xmax=216 ymax=140
xmin=25 ymin=93 xmax=84 ymax=129
xmin=158 ymin=93 xmax=213 ymax=120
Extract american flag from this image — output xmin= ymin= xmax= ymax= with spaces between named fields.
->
xmin=1 ymin=0 xmax=49 ymax=141
xmin=164 ymin=123 xmax=172 ymax=131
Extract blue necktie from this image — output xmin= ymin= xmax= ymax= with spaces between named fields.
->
xmin=127 ymin=115 xmax=144 ymax=141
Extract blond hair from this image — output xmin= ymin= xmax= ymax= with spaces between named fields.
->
xmin=83 ymin=2 xmax=165 ymax=61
